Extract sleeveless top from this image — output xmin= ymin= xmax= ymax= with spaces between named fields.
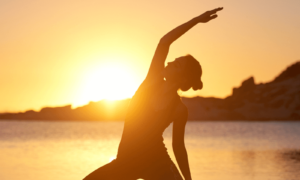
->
xmin=117 ymin=77 xmax=180 ymax=164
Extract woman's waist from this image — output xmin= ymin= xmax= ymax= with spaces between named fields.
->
xmin=117 ymin=140 xmax=170 ymax=161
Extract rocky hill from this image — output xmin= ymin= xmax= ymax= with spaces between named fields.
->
xmin=0 ymin=99 xmax=130 ymax=121
xmin=183 ymin=61 xmax=300 ymax=120
xmin=1 ymin=61 xmax=299 ymax=121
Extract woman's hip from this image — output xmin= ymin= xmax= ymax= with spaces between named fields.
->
xmin=83 ymin=158 xmax=183 ymax=180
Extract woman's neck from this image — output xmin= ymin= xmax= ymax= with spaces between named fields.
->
xmin=163 ymin=80 xmax=180 ymax=94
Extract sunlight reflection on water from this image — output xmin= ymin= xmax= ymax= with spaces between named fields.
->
xmin=0 ymin=121 xmax=300 ymax=180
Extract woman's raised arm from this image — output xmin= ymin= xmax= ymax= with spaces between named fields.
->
xmin=146 ymin=7 xmax=223 ymax=80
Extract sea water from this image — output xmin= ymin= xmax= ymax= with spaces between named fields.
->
xmin=0 ymin=121 xmax=300 ymax=180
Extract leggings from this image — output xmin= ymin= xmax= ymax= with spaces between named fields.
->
xmin=83 ymin=158 xmax=183 ymax=180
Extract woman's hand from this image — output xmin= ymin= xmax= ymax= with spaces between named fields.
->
xmin=197 ymin=7 xmax=223 ymax=23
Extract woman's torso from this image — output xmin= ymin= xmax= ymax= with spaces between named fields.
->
xmin=116 ymin=77 xmax=181 ymax=163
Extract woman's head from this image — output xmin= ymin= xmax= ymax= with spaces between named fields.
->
xmin=163 ymin=54 xmax=203 ymax=91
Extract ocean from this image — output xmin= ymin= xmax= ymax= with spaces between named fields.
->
xmin=1 ymin=121 xmax=300 ymax=180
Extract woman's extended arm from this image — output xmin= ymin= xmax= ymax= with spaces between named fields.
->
xmin=146 ymin=7 xmax=223 ymax=80
xmin=172 ymin=105 xmax=191 ymax=180
xmin=161 ymin=7 xmax=223 ymax=45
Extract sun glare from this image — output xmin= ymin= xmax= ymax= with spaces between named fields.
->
xmin=109 ymin=157 xmax=116 ymax=162
xmin=75 ymin=62 xmax=139 ymax=106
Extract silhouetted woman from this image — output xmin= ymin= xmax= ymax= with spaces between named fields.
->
xmin=84 ymin=7 xmax=223 ymax=180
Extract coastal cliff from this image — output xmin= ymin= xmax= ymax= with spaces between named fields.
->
xmin=183 ymin=61 xmax=300 ymax=120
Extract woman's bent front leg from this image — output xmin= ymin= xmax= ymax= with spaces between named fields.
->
xmin=83 ymin=160 xmax=137 ymax=180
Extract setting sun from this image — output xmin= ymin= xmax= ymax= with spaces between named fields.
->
xmin=75 ymin=62 xmax=139 ymax=107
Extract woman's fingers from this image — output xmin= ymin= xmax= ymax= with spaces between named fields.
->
xmin=210 ymin=14 xmax=218 ymax=19
xmin=198 ymin=7 xmax=222 ymax=23
xmin=209 ymin=7 xmax=223 ymax=14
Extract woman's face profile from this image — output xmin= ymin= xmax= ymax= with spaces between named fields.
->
xmin=163 ymin=57 xmax=187 ymax=81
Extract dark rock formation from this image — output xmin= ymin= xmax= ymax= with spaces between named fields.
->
xmin=274 ymin=62 xmax=300 ymax=82
xmin=0 ymin=100 xmax=130 ymax=121
xmin=183 ymin=61 xmax=300 ymax=120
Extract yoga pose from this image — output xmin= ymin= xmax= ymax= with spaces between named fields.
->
xmin=84 ymin=7 xmax=223 ymax=180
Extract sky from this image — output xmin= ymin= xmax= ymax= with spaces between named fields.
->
xmin=1 ymin=0 xmax=300 ymax=112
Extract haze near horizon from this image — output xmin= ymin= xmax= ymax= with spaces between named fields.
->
xmin=1 ymin=0 xmax=300 ymax=112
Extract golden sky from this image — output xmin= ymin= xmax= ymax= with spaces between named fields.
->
xmin=1 ymin=0 xmax=300 ymax=112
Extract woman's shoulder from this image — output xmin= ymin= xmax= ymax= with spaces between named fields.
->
xmin=138 ymin=75 xmax=164 ymax=91
xmin=130 ymin=76 xmax=164 ymax=105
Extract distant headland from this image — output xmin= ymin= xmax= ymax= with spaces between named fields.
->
xmin=1 ymin=61 xmax=300 ymax=121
